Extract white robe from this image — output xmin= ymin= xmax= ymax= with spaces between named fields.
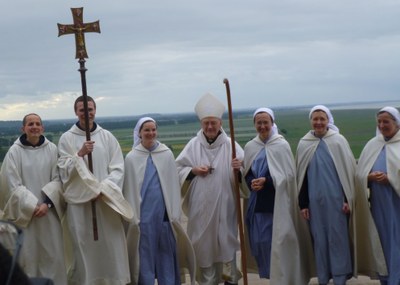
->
xmin=58 ymin=124 xmax=131 ymax=285
xmin=175 ymin=129 xmax=244 ymax=268
xmin=243 ymin=134 xmax=313 ymax=285
xmin=0 ymin=137 xmax=67 ymax=284
xmin=123 ymin=142 xmax=196 ymax=285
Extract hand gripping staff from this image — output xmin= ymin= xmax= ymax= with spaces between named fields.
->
xmin=58 ymin=7 xmax=101 ymax=241
xmin=223 ymin=78 xmax=248 ymax=285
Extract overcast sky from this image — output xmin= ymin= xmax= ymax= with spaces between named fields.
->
xmin=1 ymin=1 xmax=399 ymax=120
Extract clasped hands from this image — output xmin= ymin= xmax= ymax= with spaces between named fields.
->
xmin=192 ymin=158 xmax=243 ymax=177
xmin=251 ymin=177 xmax=266 ymax=191
xmin=368 ymin=171 xmax=389 ymax=185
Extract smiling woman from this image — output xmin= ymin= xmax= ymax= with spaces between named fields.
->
xmin=123 ymin=116 xmax=196 ymax=285
xmin=296 ymin=105 xmax=356 ymax=285
xmin=242 ymin=107 xmax=309 ymax=284
xmin=0 ymin=113 xmax=67 ymax=284
xmin=21 ymin=114 xmax=44 ymax=146
xmin=355 ymin=106 xmax=400 ymax=284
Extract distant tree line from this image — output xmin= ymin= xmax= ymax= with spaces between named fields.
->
xmin=0 ymin=112 xmax=211 ymax=136
xmin=0 ymin=110 xmax=251 ymax=163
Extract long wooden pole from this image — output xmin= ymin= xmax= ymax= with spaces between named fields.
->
xmin=223 ymin=78 xmax=248 ymax=285
xmin=78 ymin=58 xmax=98 ymax=241
xmin=58 ymin=8 xmax=101 ymax=241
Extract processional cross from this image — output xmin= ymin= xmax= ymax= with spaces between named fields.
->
xmin=57 ymin=7 xmax=100 ymax=59
xmin=58 ymin=7 xmax=101 ymax=240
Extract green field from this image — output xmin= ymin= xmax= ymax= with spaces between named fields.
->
xmin=0 ymin=108 xmax=380 ymax=164
xmin=70 ymin=108 xmax=380 ymax=159
xmin=148 ymin=108 xmax=377 ymax=158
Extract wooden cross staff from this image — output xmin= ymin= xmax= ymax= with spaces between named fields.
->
xmin=58 ymin=7 xmax=101 ymax=241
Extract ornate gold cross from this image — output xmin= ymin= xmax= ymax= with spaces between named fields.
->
xmin=57 ymin=7 xmax=101 ymax=59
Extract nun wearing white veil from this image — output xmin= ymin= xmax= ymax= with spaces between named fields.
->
xmin=123 ymin=117 xmax=195 ymax=285
xmin=242 ymin=108 xmax=312 ymax=285
xmin=356 ymin=106 xmax=400 ymax=284
xmin=296 ymin=105 xmax=356 ymax=285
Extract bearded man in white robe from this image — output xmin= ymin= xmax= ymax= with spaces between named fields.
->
xmin=176 ymin=93 xmax=244 ymax=285
xmin=0 ymin=113 xmax=67 ymax=284
xmin=57 ymin=96 xmax=133 ymax=285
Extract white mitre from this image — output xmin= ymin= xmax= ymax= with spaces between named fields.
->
xmin=195 ymin=92 xmax=225 ymax=120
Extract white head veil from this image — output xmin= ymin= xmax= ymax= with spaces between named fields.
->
xmin=309 ymin=105 xmax=339 ymax=132
xmin=376 ymin=106 xmax=400 ymax=136
xmin=253 ymin=107 xmax=279 ymax=136
xmin=133 ymin=117 xmax=156 ymax=147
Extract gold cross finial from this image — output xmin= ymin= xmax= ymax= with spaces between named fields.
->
xmin=57 ymin=7 xmax=101 ymax=59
